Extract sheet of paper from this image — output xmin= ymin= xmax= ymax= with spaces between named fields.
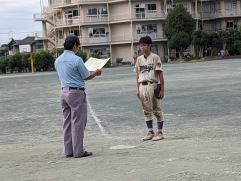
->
xmin=84 ymin=57 xmax=110 ymax=71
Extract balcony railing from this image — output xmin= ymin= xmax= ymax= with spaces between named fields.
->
xmin=81 ymin=36 xmax=110 ymax=45
xmin=133 ymin=11 xmax=166 ymax=20
xmin=133 ymin=33 xmax=165 ymax=41
xmin=197 ymin=9 xmax=241 ymax=20
xmin=111 ymin=33 xmax=131 ymax=43
xmin=109 ymin=13 xmax=131 ymax=22
xmin=56 ymin=39 xmax=65 ymax=47
xmin=33 ymin=13 xmax=54 ymax=25
xmin=53 ymin=0 xmax=79 ymax=8
xmin=52 ymin=0 xmax=109 ymax=7
xmin=84 ymin=15 xmax=108 ymax=24
xmin=79 ymin=0 xmax=108 ymax=3
xmin=55 ymin=17 xmax=80 ymax=26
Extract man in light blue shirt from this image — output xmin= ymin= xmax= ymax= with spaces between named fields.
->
xmin=55 ymin=35 xmax=101 ymax=158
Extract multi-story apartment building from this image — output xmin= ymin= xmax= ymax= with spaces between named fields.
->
xmin=34 ymin=0 xmax=241 ymax=64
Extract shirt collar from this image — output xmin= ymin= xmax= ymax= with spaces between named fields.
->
xmin=64 ymin=50 xmax=75 ymax=54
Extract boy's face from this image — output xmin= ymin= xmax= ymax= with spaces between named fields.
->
xmin=139 ymin=43 xmax=151 ymax=54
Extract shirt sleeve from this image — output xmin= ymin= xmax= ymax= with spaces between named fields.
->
xmin=76 ymin=58 xmax=91 ymax=79
xmin=155 ymin=56 xmax=163 ymax=72
xmin=135 ymin=57 xmax=140 ymax=73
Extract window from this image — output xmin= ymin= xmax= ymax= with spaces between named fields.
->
xmin=161 ymin=2 xmax=165 ymax=11
xmin=69 ymin=29 xmax=80 ymax=36
xmin=135 ymin=4 xmax=145 ymax=13
xmin=87 ymin=7 xmax=108 ymax=17
xmin=65 ymin=0 xmax=71 ymax=4
xmin=225 ymin=0 xmax=237 ymax=10
xmin=88 ymin=8 xmax=98 ymax=16
xmin=88 ymin=27 xmax=107 ymax=38
xmin=66 ymin=10 xmax=79 ymax=18
xmin=226 ymin=21 xmax=237 ymax=29
xmin=100 ymin=7 xmax=108 ymax=16
xmin=89 ymin=47 xmax=110 ymax=58
xmin=136 ymin=24 xmax=157 ymax=34
xmin=36 ymin=43 xmax=43 ymax=49
xmin=202 ymin=2 xmax=211 ymax=13
xmin=147 ymin=4 xmax=157 ymax=11
xmin=58 ymin=30 xmax=64 ymax=39
xmin=135 ymin=4 xmax=145 ymax=18
xmin=73 ymin=10 xmax=78 ymax=16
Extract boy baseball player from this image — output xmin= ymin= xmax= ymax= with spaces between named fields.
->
xmin=135 ymin=36 xmax=165 ymax=141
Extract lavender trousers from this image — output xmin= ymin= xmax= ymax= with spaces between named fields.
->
xmin=60 ymin=88 xmax=87 ymax=157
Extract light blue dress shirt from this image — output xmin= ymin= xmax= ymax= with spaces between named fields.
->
xmin=54 ymin=50 xmax=90 ymax=88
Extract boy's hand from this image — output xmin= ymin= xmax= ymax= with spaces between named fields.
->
xmin=136 ymin=90 xmax=140 ymax=99
xmin=159 ymin=89 xmax=164 ymax=99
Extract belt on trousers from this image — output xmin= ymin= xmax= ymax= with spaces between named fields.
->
xmin=141 ymin=81 xmax=153 ymax=85
xmin=62 ymin=87 xmax=85 ymax=91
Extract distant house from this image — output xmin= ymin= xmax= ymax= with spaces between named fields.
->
xmin=7 ymin=36 xmax=44 ymax=55
xmin=8 ymin=39 xmax=20 ymax=55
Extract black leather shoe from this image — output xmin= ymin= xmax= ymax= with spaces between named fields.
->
xmin=74 ymin=151 xmax=93 ymax=158
xmin=65 ymin=154 xmax=73 ymax=158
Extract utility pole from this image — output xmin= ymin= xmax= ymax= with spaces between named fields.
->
xmin=30 ymin=50 xmax=34 ymax=73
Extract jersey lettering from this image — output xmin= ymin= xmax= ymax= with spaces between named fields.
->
xmin=140 ymin=64 xmax=154 ymax=73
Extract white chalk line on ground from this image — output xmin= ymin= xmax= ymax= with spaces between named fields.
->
xmin=87 ymin=97 xmax=108 ymax=136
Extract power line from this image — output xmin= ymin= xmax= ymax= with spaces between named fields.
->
xmin=0 ymin=31 xmax=42 ymax=35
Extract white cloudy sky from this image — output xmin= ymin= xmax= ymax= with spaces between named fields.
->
xmin=0 ymin=0 xmax=48 ymax=45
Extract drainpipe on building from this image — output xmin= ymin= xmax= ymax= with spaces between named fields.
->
xmin=107 ymin=2 xmax=112 ymax=66
xmin=195 ymin=0 xmax=198 ymax=30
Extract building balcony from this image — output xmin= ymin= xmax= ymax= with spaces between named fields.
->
xmin=83 ymin=15 xmax=108 ymax=25
xmin=133 ymin=33 xmax=166 ymax=42
xmin=111 ymin=33 xmax=131 ymax=44
xmin=53 ymin=0 xmax=79 ymax=8
xmin=79 ymin=0 xmax=108 ymax=4
xmin=52 ymin=0 xmax=110 ymax=8
xmin=55 ymin=17 xmax=81 ymax=27
xmin=81 ymin=36 xmax=110 ymax=46
xmin=33 ymin=13 xmax=54 ymax=25
xmin=133 ymin=10 xmax=166 ymax=21
xmin=56 ymin=38 xmax=65 ymax=48
xmin=109 ymin=13 xmax=131 ymax=23
xmin=197 ymin=10 xmax=241 ymax=20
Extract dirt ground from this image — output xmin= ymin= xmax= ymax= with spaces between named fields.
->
xmin=0 ymin=59 xmax=241 ymax=181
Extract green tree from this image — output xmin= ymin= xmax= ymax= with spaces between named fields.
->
xmin=192 ymin=30 xmax=209 ymax=57
xmin=90 ymin=52 xmax=101 ymax=58
xmin=8 ymin=53 xmax=22 ymax=73
xmin=22 ymin=53 xmax=31 ymax=72
xmin=76 ymin=49 xmax=87 ymax=62
xmin=0 ymin=59 xmax=8 ymax=73
xmin=208 ymin=32 xmax=223 ymax=56
xmin=168 ymin=31 xmax=190 ymax=56
xmin=33 ymin=50 xmax=54 ymax=71
xmin=165 ymin=5 xmax=194 ymax=57
xmin=218 ymin=30 xmax=229 ymax=50
xmin=227 ymin=40 xmax=241 ymax=55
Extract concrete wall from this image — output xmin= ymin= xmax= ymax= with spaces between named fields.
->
xmin=111 ymin=44 xmax=132 ymax=64
xmin=110 ymin=23 xmax=131 ymax=42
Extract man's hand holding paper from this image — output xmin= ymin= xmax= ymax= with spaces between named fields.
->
xmin=84 ymin=57 xmax=110 ymax=71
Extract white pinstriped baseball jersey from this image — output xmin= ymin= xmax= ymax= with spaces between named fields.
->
xmin=135 ymin=52 xmax=163 ymax=83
